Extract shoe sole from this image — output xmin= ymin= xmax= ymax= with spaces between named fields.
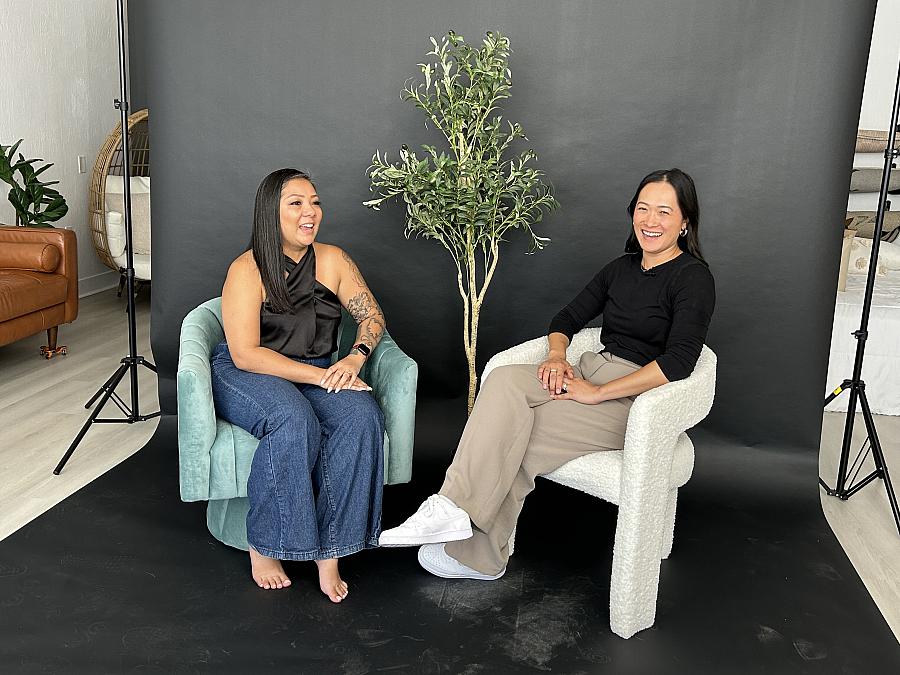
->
xmin=417 ymin=546 xmax=505 ymax=580
xmin=379 ymin=526 xmax=473 ymax=548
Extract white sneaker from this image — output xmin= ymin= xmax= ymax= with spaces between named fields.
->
xmin=417 ymin=543 xmax=505 ymax=580
xmin=378 ymin=494 xmax=472 ymax=547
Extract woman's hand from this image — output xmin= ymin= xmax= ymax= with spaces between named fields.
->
xmin=320 ymin=354 xmax=371 ymax=393
xmin=537 ymin=352 xmax=575 ymax=395
xmin=550 ymin=376 xmax=604 ymax=404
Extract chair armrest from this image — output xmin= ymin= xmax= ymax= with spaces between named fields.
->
xmin=626 ymin=346 xmax=717 ymax=443
xmin=363 ymin=334 xmax=418 ymax=484
xmin=176 ymin=319 xmax=219 ymax=501
xmin=482 ymin=335 xmax=548 ymax=381
xmin=618 ymin=345 xmax=717 ymax=500
xmin=610 ymin=347 xmax=716 ymax=636
xmin=482 ymin=327 xmax=604 ymax=382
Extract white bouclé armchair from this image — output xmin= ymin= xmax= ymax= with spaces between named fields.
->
xmin=481 ymin=327 xmax=717 ymax=639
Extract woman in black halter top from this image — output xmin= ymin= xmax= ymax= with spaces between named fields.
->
xmin=210 ymin=168 xmax=387 ymax=602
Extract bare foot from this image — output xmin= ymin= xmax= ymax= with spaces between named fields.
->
xmin=249 ymin=546 xmax=291 ymax=590
xmin=315 ymin=558 xmax=348 ymax=603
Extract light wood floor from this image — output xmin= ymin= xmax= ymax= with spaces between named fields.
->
xmin=0 ymin=289 xmax=159 ymax=542
xmin=0 ymin=292 xmax=897 ymax=640
xmin=820 ymin=410 xmax=900 ymax=639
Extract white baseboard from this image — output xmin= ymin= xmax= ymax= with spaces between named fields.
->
xmin=79 ymin=270 xmax=120 ymax=298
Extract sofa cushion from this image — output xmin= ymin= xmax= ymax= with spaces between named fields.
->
xmin=0 ymin=270 xmax=68 ymax=322
xmin=0 ymin=242 xmax=60 ymax=272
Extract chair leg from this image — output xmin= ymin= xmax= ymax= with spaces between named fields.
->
xmin=660 ymin=488 xmax=678 ymax=560
xmin=609 ymin=491 xmax=669 ymax=638
xmin=40 ymin=326 xmax=67 ymax=359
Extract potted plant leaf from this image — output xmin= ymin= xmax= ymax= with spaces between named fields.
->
xmin=365 ymin=31 xmax=558 ymax=413
xmin=0 ymin=140 xmax=69 ymax=226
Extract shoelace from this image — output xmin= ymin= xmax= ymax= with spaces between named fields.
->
xmin=411 ymin=495 xmax=443 ymax=522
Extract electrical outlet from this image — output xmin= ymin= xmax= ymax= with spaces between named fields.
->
xmin=77 ymin=155 xmax=86 ymax=174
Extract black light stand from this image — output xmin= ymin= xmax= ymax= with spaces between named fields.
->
xmin=53 ymin=0 xmax=160 ymax=475
xmin=820 ymin=57 xmax=900 ymax=536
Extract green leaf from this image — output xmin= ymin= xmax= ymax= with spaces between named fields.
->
xmin=364 ymin=32 xmax=558 ymax=398
xmin=0 ymin=139 xmax=68 ymax=225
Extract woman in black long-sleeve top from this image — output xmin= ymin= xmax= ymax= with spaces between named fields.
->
xmin=380 ymin=168 xmax=715 ymax=580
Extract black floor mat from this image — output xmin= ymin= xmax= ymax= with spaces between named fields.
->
xmin=1 ymin=400 xmax=897 ymax=673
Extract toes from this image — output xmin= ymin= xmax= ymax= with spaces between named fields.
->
xmin=321 ymin=581 xmax=347 ymax=603
xmin=270 ymin=574 xmax=291 ymax=590
xmin=334 ymin=581 xmax=348 ymax=601
xmin=255 ymin=573 xmax=292 ymax=590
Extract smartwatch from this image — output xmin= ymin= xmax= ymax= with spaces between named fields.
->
xmin=352 ymin=342 xmax=371 ymax=359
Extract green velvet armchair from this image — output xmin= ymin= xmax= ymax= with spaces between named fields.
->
xmin=177 ymin=297 xmax=418 ymax=550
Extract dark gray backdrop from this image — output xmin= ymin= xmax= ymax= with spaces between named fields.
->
xmin=129 ymin=0 xmax=875 ymax=449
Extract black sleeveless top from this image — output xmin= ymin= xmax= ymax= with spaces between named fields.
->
xmin=259 ymin=246 xmax=342 ymax=359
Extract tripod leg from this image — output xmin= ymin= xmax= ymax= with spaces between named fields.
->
xmin=858 ymin=389 xmax=900 ymax=536
xmin=824 ymin=379 xmax=852 ymax=406
xmin=53 ymin=363 xmax=129 ymax=475
xmin=835 ymin=385 xmax=861 ymax=494
xmin=85 ymin=365 xmax=124 ymax=408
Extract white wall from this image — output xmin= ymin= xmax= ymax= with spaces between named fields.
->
xmin=848 ymin=0 xmax=900 ymax=212
xmin=859 ymin=0 xmax=900 ymax=130
xmin=0 ymin=0 xmax=120 ymax=295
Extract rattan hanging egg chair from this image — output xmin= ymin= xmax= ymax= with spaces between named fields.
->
xmin=88 ymin=108 xmax=151 ymax=288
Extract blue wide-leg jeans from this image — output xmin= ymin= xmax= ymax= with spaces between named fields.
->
xmin=210 ymin=342 xmax=384 ymax=560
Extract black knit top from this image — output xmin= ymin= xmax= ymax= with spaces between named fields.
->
xmin=548 ymin=252 xmax=715 ymax=381
xmin=260 ymin=246 xmax=342 ymax=359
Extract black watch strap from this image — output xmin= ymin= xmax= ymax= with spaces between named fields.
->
xmin=353 ymin=342 xmax=371 ymax=358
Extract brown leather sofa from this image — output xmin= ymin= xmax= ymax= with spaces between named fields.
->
xmin=0 ymin=226 xmax=78 ymax=357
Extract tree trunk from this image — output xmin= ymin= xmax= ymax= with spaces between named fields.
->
xmin=466 ymin=301 xmax=480 ymax=415
xmin=466 ymin=351 xmax=477 ymax=414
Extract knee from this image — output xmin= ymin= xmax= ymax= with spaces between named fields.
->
xmin=266 ymin=404 xmax=319 ymax=438
xmin=331 ymin=392 xmax=384 ymax=434
xmin=482 ymin=364 xmax=535 ymax=393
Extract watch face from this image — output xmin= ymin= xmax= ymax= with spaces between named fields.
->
xmin=356 ymin=343 xmax=371 ymax=356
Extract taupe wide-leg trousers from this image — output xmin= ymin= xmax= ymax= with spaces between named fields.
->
xmin=439 ymin=351 xmax=640 ymax=575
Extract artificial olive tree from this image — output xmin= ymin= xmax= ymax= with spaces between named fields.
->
xmin=365 ymin=31 xmax=558 ymax=413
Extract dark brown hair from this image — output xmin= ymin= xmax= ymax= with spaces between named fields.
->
xmin=624 ymin=168 xmax=705 ymax=264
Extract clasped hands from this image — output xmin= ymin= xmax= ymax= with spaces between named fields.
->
xmin=537 ymin=353 xmax=604 ymax=404
xmin=319 ymin=353 xmax=372 ymax=393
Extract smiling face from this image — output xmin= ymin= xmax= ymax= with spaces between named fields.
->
xmin=279 ymin=177 xmax=322 ymax=256
xmin=631 ymin=180 xmax=687 ymax=262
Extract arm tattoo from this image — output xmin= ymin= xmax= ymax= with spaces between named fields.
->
xmin=341 ymin=251 xmax=385 ymax=350
xmin=341 ymin=249 xmax=366 ymax=287
xmin=347 ymin=291 xmax=377 ymax=324
xmin=346 ymin=291 xmax=385 ymax=350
